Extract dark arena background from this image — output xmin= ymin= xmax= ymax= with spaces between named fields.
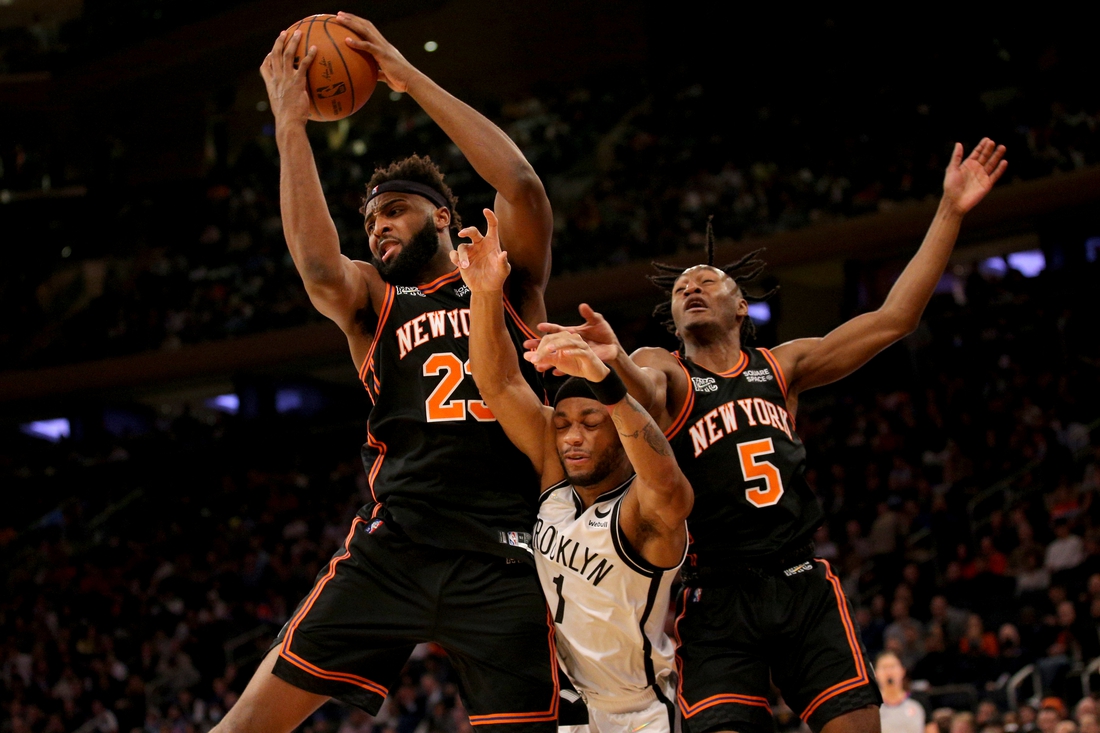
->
xmin=2 ymin=2 xmax=1100 ymax=732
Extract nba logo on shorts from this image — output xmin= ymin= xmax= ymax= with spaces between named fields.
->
xmin=367 ymin=519 xmax=384 ymax=534
xmin=508 ymin=531 xmax=519 ymax=546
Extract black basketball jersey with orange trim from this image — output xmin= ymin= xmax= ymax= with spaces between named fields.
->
xmin=358 ymin=270 xmax=543 ymax=564
xmin=665 ymin=347 xmax=823 ymax=565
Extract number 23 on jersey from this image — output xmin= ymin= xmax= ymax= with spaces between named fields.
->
xmin=423 ymin=352 xmax=495 ymax=423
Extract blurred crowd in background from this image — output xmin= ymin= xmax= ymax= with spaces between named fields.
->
xmin=2 ymin=24 xmax=1099 ymax=370
xmin=3 ymin=6 xmax=1100 ymax=733
xmin=3 ymin=254 xmax=1100 ymax=732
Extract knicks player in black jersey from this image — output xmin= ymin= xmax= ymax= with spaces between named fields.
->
xmin=527 ymin=138 xmax=1008 ymax=733
xmin=216 ymin=14 xmax=557 ymax=733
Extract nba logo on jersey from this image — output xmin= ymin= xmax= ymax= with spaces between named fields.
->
xmin=692 ymin=588 xmax=703 ymax=602
xmin=367 ymin=519 xmax=384 ymax=534
xmin=692 ymin=377 xmax=718 ymax=393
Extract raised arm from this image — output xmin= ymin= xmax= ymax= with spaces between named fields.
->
xmin=772 ymin=138 xmax=1008 ymax=409
xmin=261 ymin=30 xmax=375 ymax=362
xmin=453 ymin=211 xmax=559 ymax=485
xmin=526 ymin=332 xmax=693 ymax=567
xmin=339 ymin=13 xmax=553 ymax=325
xmin=527 ymin=304 xmax=686 ymax=431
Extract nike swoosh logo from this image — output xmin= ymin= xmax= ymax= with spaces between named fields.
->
xmin=632 ymin=722 xmax=653 ymax=732
xmin=594 ymin=506 xmax=611 ymax=518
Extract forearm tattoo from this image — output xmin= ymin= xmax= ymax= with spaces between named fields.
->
xmin=612 ymin=399 xmax=672 ymax=456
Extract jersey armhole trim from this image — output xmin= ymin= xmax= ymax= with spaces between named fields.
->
xmin=539 ymin=479 xmax=570 ymax=505
xmin=358 ymin=285 xmax=396 ymax=386
xmin=502 ymin=294 xmax=542 ymax=341
xmin=663 ymin=358 xmax=696 ymax=440
xmin=610 ymin=489 xmax=682 ymax=577
xmin=363 ymin=429 xmax=386 ymax=503
xmin=757 ymin=347 xmax=789 ymax=399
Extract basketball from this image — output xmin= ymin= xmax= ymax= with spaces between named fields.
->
xmin=285 ymin=14 xmax=379 ymax=122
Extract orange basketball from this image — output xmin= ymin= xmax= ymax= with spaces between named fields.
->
xmin=285 ymin=14 xmax=379 ymax=122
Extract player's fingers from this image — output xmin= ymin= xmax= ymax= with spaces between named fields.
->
xmin=949 ymin=142 xmax=964 ymax=170
xmin=449 ymin=250 xmax=460 ymax=267
xmin=344 ymin=37 xmax=377 ymax=54
xmin=458 ymin=225 xmax=484 ymax=242
xmin=577 ymin=302 xmax=604 ymax=325
xmin=271 ymin=30 xmax=286 ymax=58
xmin=969 ymin=137 xmax=989 ymax=163
xmin=483 ymin=208 xmax=499 ymax=237
xmin=496 ymin=251 xmax=510 ymax=269
xmin=536 ymin=323 xmax=569 ymax=335
xmin=282 ymin=30 xmax=301 ymax=72
xmin=296 ymin=45 xmax=317 ymax=75
xmin=523 ymin=338 xmax=542 ymax=351
xmin=985 ymin=144 xmax=1006 ymax=174
xmin=455 ymin=243 xmax=472 ymax=269
xmin=989 ymin=159 xmax=1008 ymax=185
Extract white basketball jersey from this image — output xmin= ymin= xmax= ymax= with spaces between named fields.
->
xmin=534 ymin=475 xmax=685 ymax=715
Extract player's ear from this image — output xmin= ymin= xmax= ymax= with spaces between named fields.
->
xmin=435 ymin=206 xmax=451 ymax=230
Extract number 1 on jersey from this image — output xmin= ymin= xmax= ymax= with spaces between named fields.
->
xmin=423 ymin=352 xmax=496 ymax=423
xmin=552 ymin=574 xmax=566 ymax=623
xmin=738 ymin=438 xmax=785 ymax=507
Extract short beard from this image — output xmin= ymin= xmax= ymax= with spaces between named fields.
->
xmin=561 ymin=450 xmax=620 ymax=488
xmin=371 ymin=215 xmax=440 ymax=285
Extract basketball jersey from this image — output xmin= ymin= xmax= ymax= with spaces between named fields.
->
xmin=666 ymin=348 xmax=824 ymax=566
xmin=534 ymin=476 xmax=683 ymax=714
xmin=359 ymin=270 xmax=544 ymax=564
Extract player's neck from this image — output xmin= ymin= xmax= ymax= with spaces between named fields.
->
xmin=682 ymin=333 xmax=744 ymax=374
xmin=574 ymin=466 xmax=634 ymax=509
xmin=415 ymin=248 xmax=458 ymax=286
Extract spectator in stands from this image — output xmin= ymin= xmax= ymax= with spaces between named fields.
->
xmin=954 ymin=711 xmax=978 ymax=733
xmin=886 ymin=597 xmax=925 ymax=668
xmin=931 ymin=594 xmax=971 ymax=646
xmin=1047 ymin=519 xmax=1086 ymax=577
xmin=1038 ymin=701 xmax=1066 ymax=733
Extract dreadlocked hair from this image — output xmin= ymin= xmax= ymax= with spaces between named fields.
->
xmin=648 ymin=217 xmax=779 ymax=344
xmin=361 ymin=154 xmax=462 ymax=232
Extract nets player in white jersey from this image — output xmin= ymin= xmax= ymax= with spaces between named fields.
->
xmin=529 ymin=138 xmax=1007 ymax=733
xmin=450 ymin=209 xmax=694 ymax=733
xmin=217 ymin=14 xmax=560 ymax=733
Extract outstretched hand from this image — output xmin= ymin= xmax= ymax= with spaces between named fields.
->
xmin=942 ymin=138 xmax=1007 ymax=215
xmin=452 ymin=209 xmax=510 ymax=293
xmin=259 ymin=30 xmax=318 ymax=125
xmin=522 ymin=304 xmax=622 ymax=364
xmin=336 ymin=12 xmax=418 ymax=93
xmin=523 ymin=332 xmax=611 ymax=383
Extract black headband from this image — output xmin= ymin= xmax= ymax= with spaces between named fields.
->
xmin=364 ymin=180 xmax=450 ymax=212
xmin=552 ymin=377 xmax=599 ymax=407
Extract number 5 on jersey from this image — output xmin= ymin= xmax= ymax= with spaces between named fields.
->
xmin=423 ymin=352 xmax=495 ymax=423
xmin=738 ymin=438 xmax=784 ymax=507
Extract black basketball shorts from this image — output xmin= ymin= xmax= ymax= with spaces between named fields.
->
xmin=271 ymin=506 xmax=559 ymax=731
xmin=674 ymin=558 xmax=880 ymax=733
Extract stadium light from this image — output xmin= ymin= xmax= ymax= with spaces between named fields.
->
xmin=747 ymin=302 xmax=771 ymax=324
xmin=1006 ymin=250 xmax=1045 ymax=277
xmin=207 ymin=394 xmax=240 ymax=414
xmin=20 ymin=418 xmax=71 ymax=442
xmin=275 ymin=388 xmax=304 ymax=414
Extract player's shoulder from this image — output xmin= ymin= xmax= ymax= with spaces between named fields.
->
xmin=630 ymin=346 xmax=678 ymax=370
